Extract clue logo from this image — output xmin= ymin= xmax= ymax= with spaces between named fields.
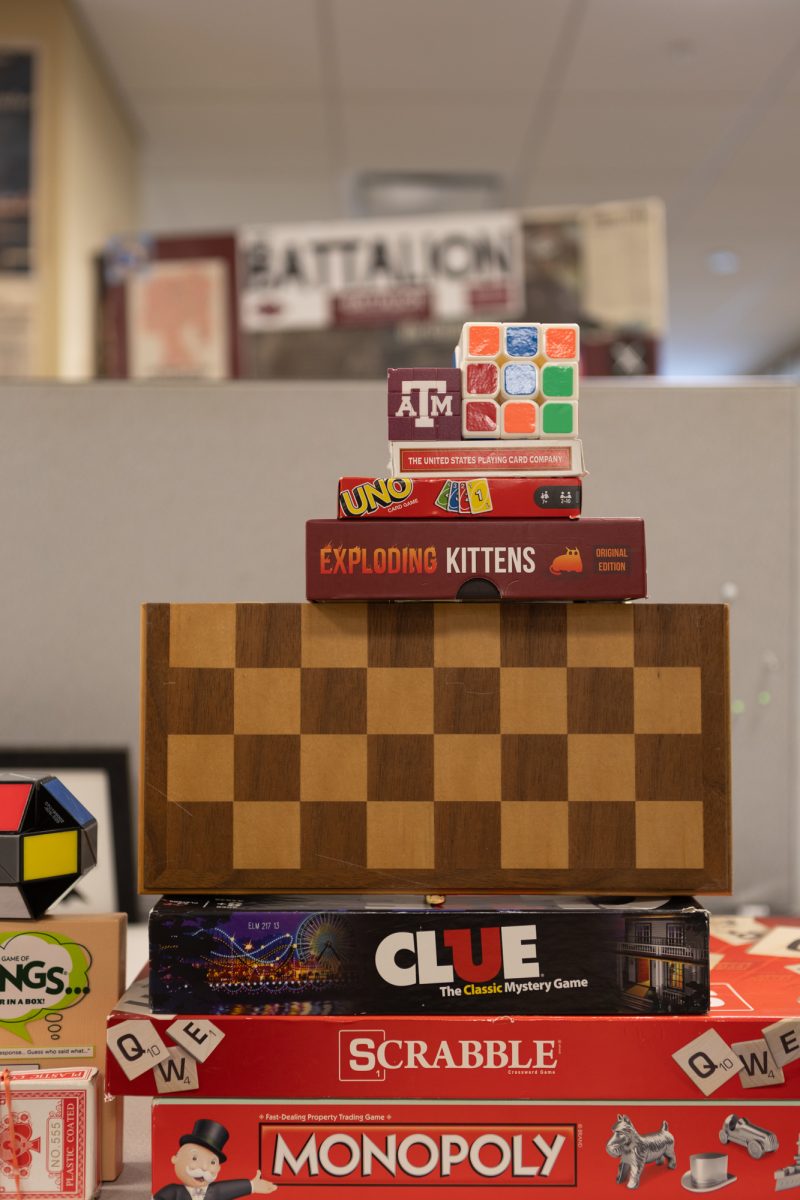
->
xmin=0 ymin=931 xmax=92 ymax=1041
xmin=375 ymin=924 xmax=539 ymax=994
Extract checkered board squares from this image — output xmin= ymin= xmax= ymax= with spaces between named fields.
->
xmin=141 ymin=602 xmax=730 ymax=895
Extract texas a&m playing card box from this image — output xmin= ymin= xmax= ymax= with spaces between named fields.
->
xmin=306 ymin=518 xmax=645 ymax=601
xmin=389 ymin=440 xmax=585 ymax=477
xmin=110 ymin=917 xmax=800 ymax=1106
xmin=147 ymin=895 xmax=708 ymax=1017
xmin=0 ymin=1068 xmax=99 ymax=1199
xmin=337 ymin=476 xmax=582 ymax=519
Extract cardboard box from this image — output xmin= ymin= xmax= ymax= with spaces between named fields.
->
xmin=151 ymin=1096 xmax=800 ymax=1198
xmin=389 ymin=439 xmax=585 ymax=477
xmin=107 ymin=918 xmax=799 ymax=1103
xmin=0 ymin=913 xmax=126 ymax=1181
xmin=148 ymin=895 xmax=708 ymax=1017
xmin=0 ymin=1067 xmax=99 ymax=1198
xmin=306 ymin=517 xmax=646 ymax=601
xmin=337 ymin=476 xmax=582 ymax=519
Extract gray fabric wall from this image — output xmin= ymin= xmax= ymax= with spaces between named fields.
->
xmin=1 ymin=379 xmax=796 ymax=908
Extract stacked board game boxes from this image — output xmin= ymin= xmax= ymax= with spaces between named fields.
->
xmin=125 ymin=318 xmax=743 ymax=1197
xmin=308 ymin=320 xmax=647 ymax=600
xmin=0 ymin=776 xmax=125 ymax=1186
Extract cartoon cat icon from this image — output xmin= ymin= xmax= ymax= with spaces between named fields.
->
xmin=549 ymin=547 xmax=583 ymax=575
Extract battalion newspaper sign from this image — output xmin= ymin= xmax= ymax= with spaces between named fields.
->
xmin=239 ymin=211 xmax=523 ymax=331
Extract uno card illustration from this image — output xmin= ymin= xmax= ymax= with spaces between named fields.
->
xmin=458 ymin=481 xmax=470 ymax=513
xmin=435 ymin=481 xmax=452 ymax=511
xmin=466 ymin=478 xmax=493 ymax=514
xmin=447 ymin=481 xmax=460 ymax=512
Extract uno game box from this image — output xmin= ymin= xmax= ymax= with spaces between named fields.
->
xmin=147 ymin=894 xmax=708 ymax=1017
xmin=306 ymin=517 xmax=646 ymax=601
xmin=337 ymin=476 xmax=582 ymax=519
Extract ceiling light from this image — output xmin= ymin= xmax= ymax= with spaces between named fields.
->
xmin=707 ymin=250 xmax=740 ymax=276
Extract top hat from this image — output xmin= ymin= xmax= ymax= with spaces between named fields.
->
xmin=179 ymin=1120 xmax=229 ymax=1163
xmin=681 ymin=1153 xmax=736 ymax=1192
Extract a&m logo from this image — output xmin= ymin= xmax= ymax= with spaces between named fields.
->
xmin=387 ymin=368 xmax=462 ymax=440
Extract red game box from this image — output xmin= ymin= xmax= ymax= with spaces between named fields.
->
xmin=152 ymin=1096 xmax=800 ymax=1198
xmin=306 ymin=518 xmax=645 ymax=600
xmin=337 ymin=476 xmax=582 ymax=519
xmin=389 ymin=439 xmax=585 ymax=477
xmin=108 ymin=919 xmax=800 ymax=1104
xmin=0 ymin=1068 xmax=99 ymax=1199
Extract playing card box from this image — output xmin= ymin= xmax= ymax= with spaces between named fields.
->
xmin=147 ymin=894 xmax=708 ymax=1017
xmin=0 ymin=913 xmax=126 ymax=1181
xmin=306 ymin=517 xmax=646 ymax=601
xmin=0 ymin=1067 xmax=99 ymax=1198
xmin=389 ymin=439 xmax=585 ymax=477
xmin=109 ymin=919 xmax=800 ymax=1103
xmin=337 ymin=476 xmax=582 ymax=519
xmin=151 ymin=1095 xmax=800 ymax=1198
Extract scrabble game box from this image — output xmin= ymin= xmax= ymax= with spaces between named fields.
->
xmin=0 ymin=912 xmax=126 ymax=1181
xmin=108 ymin=918 xmax=800 ymax=1103
xmin=338 ymin=476 xmax=582 ymax=519
xmin=389 ymin=439 xmax=585 ymax=477
xmin=147 ymin=894 xmax=708 ymax=1017
xmin=151 ymin=1096 xmax=800 ymax=1199
xmin=306 ymin=517 xmax=646 ymax=601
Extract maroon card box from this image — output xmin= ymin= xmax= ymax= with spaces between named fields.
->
xmin=306 ymin=518 xmax=646 ymax=601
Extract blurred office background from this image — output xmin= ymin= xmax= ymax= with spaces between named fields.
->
xmin=0 ymin=0 xmax=798 ymax=911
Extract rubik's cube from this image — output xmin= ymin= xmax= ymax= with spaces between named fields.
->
xmin=0 ymin=776 xmax=98 ymax=918
xmin=455 ymin=321 xmax=579 ymax=440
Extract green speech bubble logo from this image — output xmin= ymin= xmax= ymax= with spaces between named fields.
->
xmin=0 ymin=931 xmax=92 ymax=1041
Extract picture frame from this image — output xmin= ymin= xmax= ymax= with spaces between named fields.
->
xmin=0 ymin=748 xmax=136 ymax=919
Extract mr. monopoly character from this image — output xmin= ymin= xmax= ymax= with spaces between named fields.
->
xmin=154 ymin=1120 xmax=277 ymax=1199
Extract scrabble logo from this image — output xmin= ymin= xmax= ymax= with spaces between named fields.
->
xmin=375 ymin=925 xmax=541 ymax=995
xmin=263 ymin=1123 xmax=574 ymax=1186
xmin=340 ymin=1031 xmax=558 ymax=1077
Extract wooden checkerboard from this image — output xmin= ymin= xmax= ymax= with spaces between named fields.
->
xmin=140 ymin=602 xmax=730 ymax=894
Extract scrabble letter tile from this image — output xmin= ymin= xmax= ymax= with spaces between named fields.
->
xmin=731 ymin=1038 xmax=784 ymax=1088
xmin=672 ymin=1029 xmax=742 ymax=1096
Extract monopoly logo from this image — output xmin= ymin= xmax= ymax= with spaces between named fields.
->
xmin=261 ymin=1122 xmax=575 ymax=1187
xmin=338 ymin=1030 xmax=558 ymax=1082
xmin=375 ymin=925 xmax=539 ymax=993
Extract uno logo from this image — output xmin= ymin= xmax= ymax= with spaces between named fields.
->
xmin=339 ymin=477 xmax=413 ymax=517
